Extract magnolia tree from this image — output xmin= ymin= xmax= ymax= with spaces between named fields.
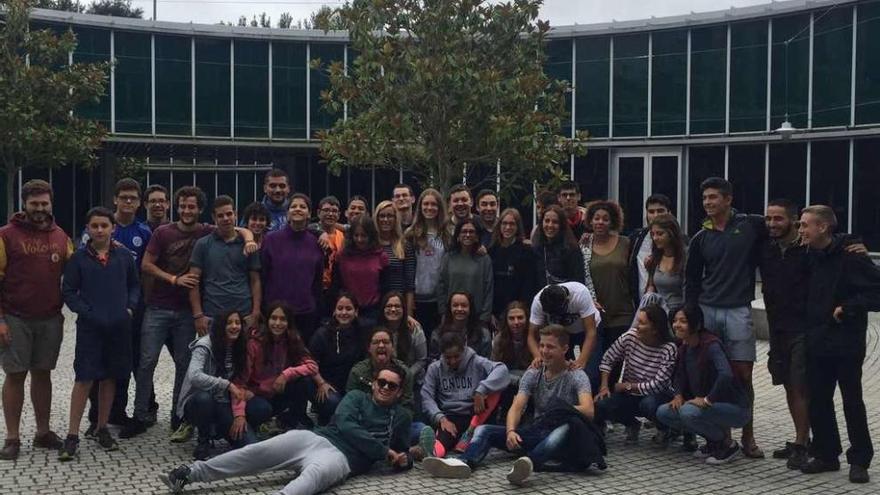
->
xmin=315 ymin=0 xmax=586 ymax=199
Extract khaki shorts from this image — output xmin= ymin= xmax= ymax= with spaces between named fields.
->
xmin=0 ymin=314 xmax=64 ymax=373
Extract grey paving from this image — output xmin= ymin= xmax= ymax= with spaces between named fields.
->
xmin=2 ymin=311 xmax=879 ymax=494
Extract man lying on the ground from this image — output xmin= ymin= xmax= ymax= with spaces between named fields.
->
xmin=159 ymin=364 xmax=413 ymax=495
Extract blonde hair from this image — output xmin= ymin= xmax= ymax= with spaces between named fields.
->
xmin=801 ymin=205 xmax=838 ymax=232
xmin=405 ymin=188 xmax=450 ymax=249
xmin=374 ymin=200 xmax=405 ymax=259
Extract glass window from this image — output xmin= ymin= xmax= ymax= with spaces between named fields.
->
xmin=729 ymin=20 xmax=768 ymax=132
xmin=810 ymin=140 xmax=850 ymax=228
xmin=273 ymin=42 xmax=307 ymax=139
xmin=612 ymin=34 xmax=649 ymax=137
xmin=310 ymin=43 xmax=345 ymax=135
xmin=575 ymin=37 xmax=610 ymax=138
xmin=574 ymin=149 xmax=609 ymax=202
xmin=856 ymin=2 xmax=880 ymax=125
xmin=195 ymin=171 xmax=217 ymax=223
xmin=545 ymin=39 xmax=573 ymax=137
xmin=687 ymin=147 xmax=725 ymax=234
xmin=690 ymin=26 xmax=727 ymax=134
xmin=114 ymin=31 xmax=151 ymax=134
xmin=74 ymin=166 xmax=101 ymax=233
xmin=768 ymin=142 xmax=807 ymax=209
xmin=771 ymin=14 xmax=810 ymax=130
xmin=234 ymin=40 xmax=269 ymax=138
xmin=155 ymin=35 xmax=191 ymax=136
xmin=237 ymin=170 xmax=258 ymax=209
xmin=813 ymin=6 xmax=853 ymax=127
xmin=617 ymin=156 xmax=645 ymax=233
xmin=651 ymin=155 xmax=679 ymax=213
xmin=728 ymin=144 xmax=766 ymax=216
xmin=195 ymin=38 xmax=231 ymax=137
xmin=853 ymin=139 xmax=880 ymax=250
xmin=651 ymin=30 xmax=688 ymax=136
xmin=73 ymin=27 xmax=110 ymax=126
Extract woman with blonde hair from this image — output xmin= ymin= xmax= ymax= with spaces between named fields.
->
xmin=374 ymin=200 xmax=416 ymax=316
xmin=405 ymin=188 xmax=450 ymax=337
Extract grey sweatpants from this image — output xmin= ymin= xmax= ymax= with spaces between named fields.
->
xmin=188 ymin=430 xmax=351 ymax=495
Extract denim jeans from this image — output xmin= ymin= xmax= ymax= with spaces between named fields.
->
xmin=184 ymin=391 xmax=256 ymax=447
xmin=460 ymin=423 xmax=571 ymax=470
xmin=245 ymin=379 xmax=311 ymax=427
xmin=134 ymin=307 xmax=196 ymax=423
xmin=656 ymin=402 xmax=750 ymax=443
xmin=595 ymin=391 xmax=672 ymax=428
xmin=307 ymin=381 xmax=344 ymax=426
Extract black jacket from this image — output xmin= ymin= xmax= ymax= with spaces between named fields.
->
xmin=805 ymin=236 xmax=880 ymax=357
xmin=529 ymin=397 xmax=606 ymax=470
xmin=489 ymin=240 xmax=538 ymax=315
xmin=533 ymin=241 xmax=586 ymax=289
xmin=759 ymin=238 xmax=809 ymax=335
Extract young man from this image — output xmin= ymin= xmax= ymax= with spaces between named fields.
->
xmin=628 ymin=194 xmax=673 ymax=303
xmin=346 ymin=328 xmax=415 ymax=411
xmin=261 ymin=168 xmax=292 ymax=232
xmin=0 ymin=180 xmax=73 ymax=460
xmin=392 ymin=183 xmax=415 ymax=229
xmin=312 ymin=196 xmax=346 ymax=298
xmin=528 ymin=282 xmax=601 ymax=388
xmin=344 ymin=195 xmax=369 ymax=227
xmin=556 ymin=181 xmax=585 ymax=238
xmin=685 ymin=177 xmax=766 ymax=458
xmin=241 ymin=201 xmax=270 ymax=247
xmin=798 ymin=205 xmax=880 ymax=484
xmin=423 ymin=325 xmax=603 ymax=484
xmin=445 ymin=184 xmax=486 ymax=240
xmin=475 ymin=189 xmax=499 ymax=247
xmin=188 ymin=196 xmax=262 ymax=336
xmin=144 ymin=184 xmax=170 ymax=232
xmin=160 ymin=365 xmax=413 ymax=495
xmin=59 ymin=207 xmax=140 ymax=460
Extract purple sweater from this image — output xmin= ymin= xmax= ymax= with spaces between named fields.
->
xmin=261 ymin=225 xmax=324 ymax=314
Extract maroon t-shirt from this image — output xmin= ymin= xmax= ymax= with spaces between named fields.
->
xmin=144 ymin=222 xmax=213 ymax=310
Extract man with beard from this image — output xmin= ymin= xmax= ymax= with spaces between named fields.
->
xmin=475 ymin=190 xmax=499 ymax=248
xmin=0 ymin=180 xmax=74 ymax=460
xmin=445 ymin=185 xmax=486 ymax=241
xmin=144 ymin=184 xmax=170 ymax=232
xmin=392 ymin=184 xmax=416 ymax=230
xmin=260 ymin=169 xmax=292 ymax=232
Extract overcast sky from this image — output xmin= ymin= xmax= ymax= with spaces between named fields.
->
xmin=127 ymin=0 xmax=772 ymax=27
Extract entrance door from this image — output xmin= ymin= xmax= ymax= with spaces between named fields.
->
xmin=611 ymin=148 xmax=683 ymax=233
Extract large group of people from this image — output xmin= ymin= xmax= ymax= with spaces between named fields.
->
xmin=1 ymin=169 xmax=879 ymax=495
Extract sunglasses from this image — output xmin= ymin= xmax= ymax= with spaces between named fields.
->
xmin=375 ymin=378 xmax=401 ymax=391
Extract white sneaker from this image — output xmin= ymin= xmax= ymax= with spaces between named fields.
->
xmin=506 ymin=456 xmax=533 ymax=486
xmin=422 ymin=457 xmax=472 ymax=479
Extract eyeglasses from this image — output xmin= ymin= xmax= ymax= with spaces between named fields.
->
xmin=375 ymin=378 xmax=401 ymax=391
xmin=320 ymin=208 xmax=340 ymax=215
xmin=371 ymin=338 xmax=392 ymax=346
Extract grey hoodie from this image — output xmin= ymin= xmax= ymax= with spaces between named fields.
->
xmin=421 ymin=346 xmax=509 ymax=424
xmin=176 ymin=335 xmax=235 ymax=419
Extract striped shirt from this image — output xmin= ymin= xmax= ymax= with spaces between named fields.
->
xmin=599 ymin=328 xmax=677 ymax=396
xmin=382 ymin=241 xmax=417 ymax=294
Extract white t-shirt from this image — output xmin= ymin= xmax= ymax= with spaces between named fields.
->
xmin=530 ymin=281 xmax=601 ymax=334
xmin=636 ymin=232 xmax=653 ymax=300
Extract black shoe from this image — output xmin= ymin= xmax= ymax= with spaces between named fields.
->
xmin=95 ymin=427 xmax=119 ymax=451
xmin=681 ymin=433 xmax=698 ymax=452
xmin=107 ymin=414 xmax=131 ymax=428
xmin=159 ymin=464 xmax=191 ymax=494
xmin=801 ymin=457 xmax=841 ymax=474
xmin=33 ymin=431 xmax=64 ymax=450
xmin=193 ymin=440 xmax=210 ymax=461
xmin=773 ymin=442 xmax=796 ymax=459
xmin=120 ymin=418 xmax=148 ymax=439
xmin=786 ymin=444 xmax=809 ymax=470
xmin=57 ymin=435 xmax=79 ymax=462
xmin=84 ymin=423 xmax=98 ymax=440
xmin=849 ymin=465 xmax=870 ymax=484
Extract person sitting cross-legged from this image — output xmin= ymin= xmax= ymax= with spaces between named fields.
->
xmin=159 ymin=364 xmax=413 ymax=495
xmin=422 ymin=324 xmax=605 ymax=485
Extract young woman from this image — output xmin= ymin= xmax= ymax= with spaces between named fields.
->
xmin=307 ymin=293 xmax=366 ymax=425
xmin=532 ymin=204 xmax=586 ymax=288
xmin=177 ymin=311 xmax=256 ymax=460
xmin=488 ymin=208 xmax=537 ymax=317
xmin=656 ymin=305 xmax=750 ymax=465
xmin=491 ymin=301 xmax=533 ymax=423
xmin=430 ymin=292 xmax=492 ymax=359
xmin=243 ymin=302 xmax=317 ymax=432
xmin=374 ymin=200 xmax=416 ymax=316
xmin=241 ymin=201 xmax=270 ymax=247
xmin=332 ymin=215 xmax=388 ymax=330
xmin=644 ymin=214 xmax=687 ymax=312
xmin=405 ymin=188 xmax=450 ymax=339
xmin=581 ymin=200 xmax=635 ymax=385
xmin=437 ymin=218 xmax=494 ymax=324
xmin=595 ymin=304 xmax=678 ymax=443
xmin=378 ymin=291 xmax=427 ymax=384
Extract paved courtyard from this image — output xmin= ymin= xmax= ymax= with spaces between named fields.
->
xmin=2 ymin=312 xmax=879 ymax=495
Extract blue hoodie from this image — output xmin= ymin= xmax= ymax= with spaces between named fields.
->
xmin=421 ymin=346 xmax=509 ymax=424
xmin=62 ymin=241 xmax=140 ymax=330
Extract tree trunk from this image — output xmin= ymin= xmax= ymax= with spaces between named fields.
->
xmin=4 ymin=166 xmax=18 ymax=222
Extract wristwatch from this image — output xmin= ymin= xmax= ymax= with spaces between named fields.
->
xmin=625 ymin=383 xmax=633 ymax=392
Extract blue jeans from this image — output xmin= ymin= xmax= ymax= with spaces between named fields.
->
xmin=245 ymin=379 xmax=311 ymax=427
xmin=460 ymin=423 xmax=571 ymax=470
xmin=185 ymin=391 xmax=256 ymax=447
xmin=656 ymin=402 xmax=750 ymax=443
xmin=134 ymin=307 xmax=196 ymax=423
xmin=595 ymin=391 xmax=672 ymax=427
xmin=307 ymin=381 xmax=343 ymax=426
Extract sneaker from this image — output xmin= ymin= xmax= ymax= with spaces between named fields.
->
xmin=419 ymin=425 xmax=436 ymax=458
xmin=159 ymin=464 xmax=191 ymax=494
xmin=258 ymin=419 xmax=283 ymax=439
xmin=786 ymin=444 xmax=809 ymax=470
xmin=651 ymin=430 xmax=672 ymax=448
xmin=706 ymin=441 xmax=741 ymax=465
xmin=682 ymin=433 xmax=699 ymax=453
xmin=506 ymin=456 xmax=533 ymax=486
xmin=625 ymin=423 xmax=641 ymax=444
xmin=422 ymin=457 xmax=472 ymax=479
xmin=849 ymin=465 xmax=870 ymax=484
xmin=801 ymin=457 xmax=841 ymax=474
xmin=0 ymin=439 xmax=20 ymax=461
xmin=605 ymin=423 xmax=615 ymax=434
xmin=84 ymin=423 xmax=98 ymax=440
xmin=170 ymin=423 xmax=194 ymax=443
xmin=144 ymin=410 xmax=158 ymax=428
xmin=119 ymin=418 xmax=148 ymax=439
xmin=57 ymin=435 xmax=79 ymax=462
xmin=693 ymin=442 xmax=712 ymax=459
xmin=193 ymin=439 xmax=211 ymax=461
xmin=642 ymin=420 xmax=655 ymax=430
xmin=454 ymin=426 xmax=475 ymax=453
xmin=95 ymin=427 xmax=119 ymax=451
xmin=33 ymin=431 xmax=64 ymax=450
xmin=773 ymin=442 xmax=796 ymax=459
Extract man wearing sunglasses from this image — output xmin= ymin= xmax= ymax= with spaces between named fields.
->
xmin=160 ymin=364 xmax=413 ymax=495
